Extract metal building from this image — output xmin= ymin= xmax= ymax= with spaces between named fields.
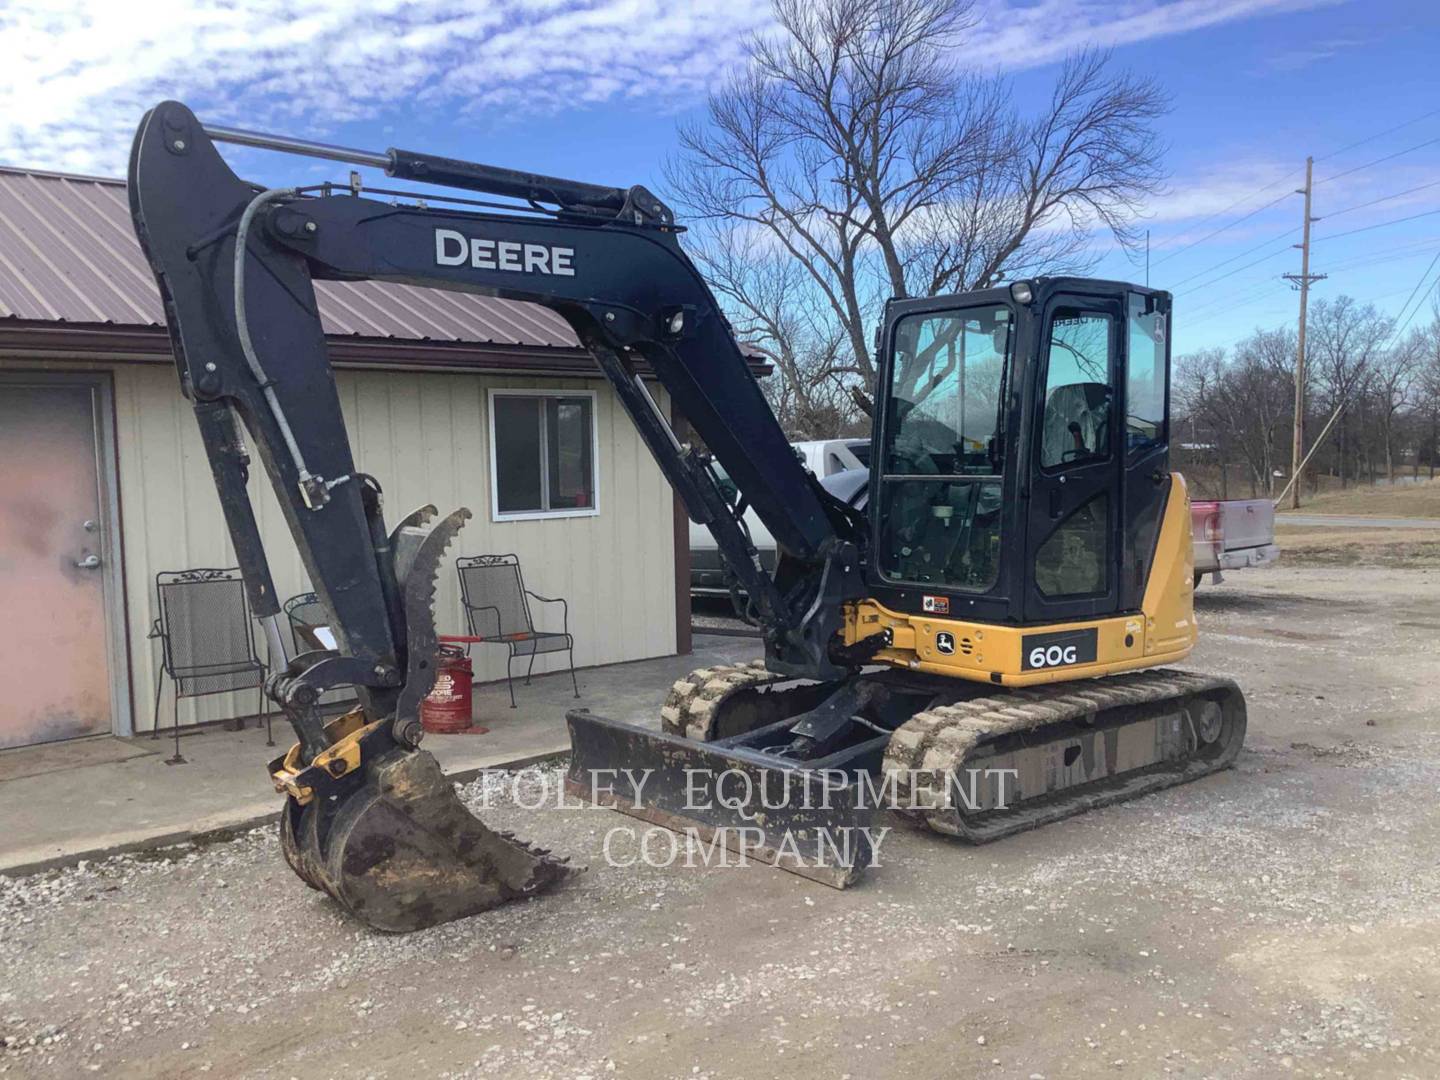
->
xmin=0 ymin=165 xmax=698 ymax=746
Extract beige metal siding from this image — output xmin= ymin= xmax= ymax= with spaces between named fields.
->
xmin=110 ymin=364 xmax=676 ymax=731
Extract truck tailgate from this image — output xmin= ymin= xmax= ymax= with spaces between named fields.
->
xmin=1219 ymin=499 xmax=1275 ymax=550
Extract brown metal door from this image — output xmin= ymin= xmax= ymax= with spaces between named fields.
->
xmin=0 ymin=384 xmax=113 ymax=747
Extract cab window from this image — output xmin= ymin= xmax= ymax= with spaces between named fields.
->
xmin=1040 ymin=309 xmax=1115 ymax=470
xmin=1126 ymin=293 xmax=1167 ymax=454
xmin=877 ymin=304 xmax=1011 ymax=591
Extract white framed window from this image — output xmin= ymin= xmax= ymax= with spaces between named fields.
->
xmin=488 ymin=388 xmax=600 ymax=521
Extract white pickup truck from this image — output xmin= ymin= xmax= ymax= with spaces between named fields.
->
xmin=1191 ymin=498 xmax=1280 ymax=587
xmin=689 ymin=439 xmax=868 ymax=596
xmin=693 ymin=452 xmax=1277 ymax=594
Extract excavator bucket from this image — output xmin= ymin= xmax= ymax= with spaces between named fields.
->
xmin=270 ymin=509 xmax=576 ymax=933
xmin=278 ymin=742 xmax=573 ymax=932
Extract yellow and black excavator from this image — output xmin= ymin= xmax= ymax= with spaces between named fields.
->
xmin=128 ymin=102 xmax=1245 ymax=932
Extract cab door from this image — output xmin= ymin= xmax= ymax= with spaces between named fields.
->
xmin=1022 ymin=293 xmax=1123 ymax=625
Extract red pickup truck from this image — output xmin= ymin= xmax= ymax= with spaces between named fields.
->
xmin=1191 ymin=498 xmax=1280 ymax=587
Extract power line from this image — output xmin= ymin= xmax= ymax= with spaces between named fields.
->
xmin=1154 ymin=106 xmax=1440 ymax=278
xmin=1182 ymin=279 xmax=1294 ymax=323
xmin=1312 ymin=208 xmax=1440 ymax=244
xmin=1313 ymin=105 xmax=1440 ymax=163
xmin=1322 ymin=237 xmax=1440 ymax=275
xmin=1354 ymin=278 xmax=1440 ymax=308
xmin=1165 ymin=225 xmax=1299 ymax=289
xmin=1151 ymin=189 xmax=1295 ymax=269
xmin=1176 ymin=234 xmax=1440 ymax=318
xmin=1147 ymin=169 xmax=1302 ymax=267
xmin=1322 ymin=177 xmax=1440 ymax=221
xmin=1183 ymin=240 xmax=1440 ymax=323
xmin=1176 ymin=243 xmax=1294 ymax=296
xmin=1389 ymin=247 xmax=1440 ymax=337
xmin=1315 ymin=135 xmax=1440 ymax=186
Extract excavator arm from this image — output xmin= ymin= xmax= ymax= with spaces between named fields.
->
xmin=128 ymin=101 xmax=868 ymax=929
xmin=130 ymin=103 xmax=864 ymax=699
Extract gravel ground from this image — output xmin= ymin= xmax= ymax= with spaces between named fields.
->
xmin=689 ymin=597 xmax=759 ymax=637
xmin=4 ymin=564 xmax=1440 ymax=1079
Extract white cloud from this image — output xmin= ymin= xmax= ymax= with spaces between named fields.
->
xmin=964 ymin=0 xmax=1343 ymax=73
xmin=2 ymin=0 xmax=1341 ymax=176
xmin=1 ymin=0 xmax=774 ymax=174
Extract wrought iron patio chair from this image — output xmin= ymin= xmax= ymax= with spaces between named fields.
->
xmin=148 ymin=567 xmax=270 ymax=763
xmin=456 ymin=554 xmax=578 ymax=707
xmin=283 ymin=591 xmax=330 ymax=654
xmin=283 ymin=590 xmax=353 ymax=709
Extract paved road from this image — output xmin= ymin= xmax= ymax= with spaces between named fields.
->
xmin=1280 ymin=513 xmax=1440 ymax=529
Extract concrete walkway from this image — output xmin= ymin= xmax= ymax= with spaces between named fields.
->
xmin=0 ymin=638 xmax=756 ymax=876
xmin=1279 ymin=513 xmax=1440 ymax=529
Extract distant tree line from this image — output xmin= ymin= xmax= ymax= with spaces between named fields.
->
xmin=1174 ymin=296 xmax=1440 ymax=500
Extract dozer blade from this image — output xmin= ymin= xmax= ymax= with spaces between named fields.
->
xmin=280 ymin=745 xmax=574 ymax=932
xmin=565 ymin=708 xmax=883 ymax=888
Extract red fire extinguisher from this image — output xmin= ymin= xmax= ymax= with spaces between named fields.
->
xmin=421 ymin=645 xmax=483 ymax=734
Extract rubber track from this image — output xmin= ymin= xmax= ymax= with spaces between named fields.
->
xmin=881 ymin=668 xmax=1245 ymax=842
xmin=660 ymin=660 xmax=783 ymax=741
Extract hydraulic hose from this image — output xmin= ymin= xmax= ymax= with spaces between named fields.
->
xmin=233 ymin=187 xmax=331 ymax=507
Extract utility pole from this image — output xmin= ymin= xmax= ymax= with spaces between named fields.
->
xmin=1282 ymin=157 xmax=1327 ymax=509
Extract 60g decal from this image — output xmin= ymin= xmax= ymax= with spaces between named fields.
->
xmin=1030 ymin=642 xmax=1078 ymax=668
xmin=1020 ymin=628 xmax=1098 ymax=671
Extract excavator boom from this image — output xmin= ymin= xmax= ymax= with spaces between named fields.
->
xmin=128 ymin=101 xmax=870 ymax=928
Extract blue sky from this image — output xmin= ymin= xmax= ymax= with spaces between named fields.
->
xmin=4 ymin=0 xmax=1437 ymax=355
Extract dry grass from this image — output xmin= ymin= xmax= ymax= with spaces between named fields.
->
xmin=1275 ymin=523 xmax=1440 ymax=567
xmin=1278 ymin=477 xmax=1440 ymax=518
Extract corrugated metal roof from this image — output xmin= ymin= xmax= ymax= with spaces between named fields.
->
xmin=0 ymin=165 xmax=582 ymax=350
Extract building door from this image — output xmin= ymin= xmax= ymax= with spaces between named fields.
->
xmin=0 ymin=380 xmax=118 ymax=747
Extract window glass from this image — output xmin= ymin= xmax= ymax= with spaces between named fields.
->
xmin=1126 ymin=293 xmax=1167 ymax=454
xmin=884 ymin=305 xmax=1011 ymax=477
xmin=1040 ymin=309 xmax=1114 ymax=469
xmin=877 ymin=304 xmax=1011 ymax=592
xmin=1035 ymin=492 xmax=1108 ymax=597
xmin=495 ymin=396 xmax=543 ymax=514
xmin=546 ymin=398 xmax=594 ymax=509
xmin=876 ymin=478 xmax=1002 ymax=590
xmin=493 ymin=394 xmax=596 ymax=516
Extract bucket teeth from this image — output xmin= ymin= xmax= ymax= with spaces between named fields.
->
xmin=276 ymin=505 xmax=577 ymax=931
xmin=395 ymin=508 xmax=472 ymax=740
xmin=278 ymin=747 xmax=575 ymax=932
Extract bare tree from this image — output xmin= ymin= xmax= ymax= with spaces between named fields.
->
xmin=1371 ymin=330 xmax=1421 ymax=482
xmin=690 ymin=226 xmax=858 ymax=436
xmin=1173 ymin=347 xmax=1232 ymax=498
xmin=1225 ymin=327 xmax=1296 ymax=495
xmin=1421 ymin=303 xmax=1440 ymax=479
xmin=1305 ymin=295 xmax=1393 ymax=486
xmin=670 ymin=0 xmax=1168 ymax=417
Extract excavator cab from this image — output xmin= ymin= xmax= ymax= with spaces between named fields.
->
xmin=867 ymin=281 xmax=1176 ymax=641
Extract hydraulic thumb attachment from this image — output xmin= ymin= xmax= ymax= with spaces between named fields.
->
xmin=129 ymin=105 xmax=574 ymax=932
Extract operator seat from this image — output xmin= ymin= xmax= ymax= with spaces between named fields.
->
xmin=1041 ymin=381 xmax=1111 ymax=465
